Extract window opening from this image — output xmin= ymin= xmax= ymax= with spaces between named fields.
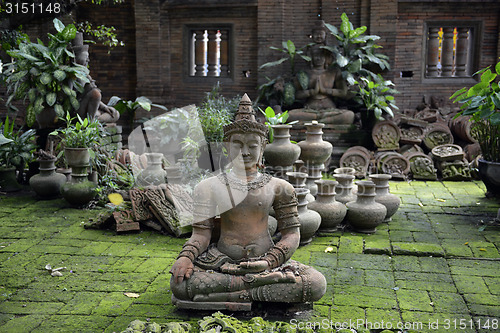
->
xmin=426 ymin=26 xmax=472 ymax=78
xmin=189 ymin=29 xmax=229 ymax=77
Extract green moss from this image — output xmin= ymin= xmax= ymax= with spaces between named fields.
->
xmin=391 ymin=242 xmax=444 ymax=257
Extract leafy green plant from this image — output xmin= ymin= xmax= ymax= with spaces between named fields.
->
xmin=0 ymin=117 xmax=36 ymax=169
xmin=3 ymin=18 xmax=90 ymax=127
xmin=259 ymin=40 xmax=311 ymax=76
xmin=197 ymin=84 xmax=238 ymax=143
xmin=258 ymin=40 xmax=312 ymax=107
xmin=259 ymin=106 xmax=298 ymax=142
xmin=50 ymin=112 xmax=101 ymax=149
xmin=322 ymin=13 xmax=390 ymax=86
xmin=75 ymin=21 xmax=125 ymax=51
xmin=450 ymin=61 xmax=500 ymax=162
xmin=107 ymin=96 xmax=167 ymax=128
xmin=354 ymin=75 xmax=399 ymax=120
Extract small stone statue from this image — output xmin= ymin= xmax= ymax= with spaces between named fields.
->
xmin=169 ymin=94 xmax=326 ymax=310
xmin=288 ymin=21 xmax=355 ymax=125
xmin=73 ymin=34 xmax=120 ymax=123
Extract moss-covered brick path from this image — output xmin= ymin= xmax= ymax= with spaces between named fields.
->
xmin=0 ymin=181 xmax=499 ymax=333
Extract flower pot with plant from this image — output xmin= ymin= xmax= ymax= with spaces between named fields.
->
xmin=261 ymin=106 xmax=300 ymax=177
xmin=50 ymin=112 xmax=101 ymax=205
xmin=0 ymin=117 xmax=36 ymax=191
xmin=451 ymin=61 xmax=500 ymax=196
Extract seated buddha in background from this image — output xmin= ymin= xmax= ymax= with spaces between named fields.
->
xmin=288 ymin=22 xmax=355 ymax=125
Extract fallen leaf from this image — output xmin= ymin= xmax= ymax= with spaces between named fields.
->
xmin=124 ymin=292 xmax=140 ymax=298
xmin=479 ymin=248 xmax=486 ymax=251
xmin=324 ymin=246 xmax=335 ymax=253
xmin=464 ymin=242 xmax=469 ymax=245
xmin=436 ymin=198 xmax=446 ymax=202
xmin=45 ymin=264 xmax=52 ymax=271
xmin=108 ymin=193 xmax=124 ymax=206
xmin=418 ymin=202 xmax=424 ymax=207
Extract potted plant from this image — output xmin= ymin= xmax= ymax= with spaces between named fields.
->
xmin=50 ymin=112 xmax=101 ymax=206
xmin=354 ymin=74 xmax=399 ymax=130
xmin=0 ymin=117 xmax=37 ymax=191
xmin=451 ymin=61 xmax=500 ymax=196
xmin=3 ymin=18 xmax=90 ymax=128
xmin=51 ymin=112 xmax=101 ymax=167
xmin=195 ymin=85 xmax=238 ymax=171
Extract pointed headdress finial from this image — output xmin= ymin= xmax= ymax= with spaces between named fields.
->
xmin=223 ymin=93 xmax=268 ymax=141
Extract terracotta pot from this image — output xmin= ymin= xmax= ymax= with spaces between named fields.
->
xmin=264 ymin=125 xmax=301 ymax=172
xmin=334 ymin=167 xmax=355 ymax=175
xmin=286 ymin=171 xmax=308 ymax=188
xmin=286 ymin=171 xmax=315 ymax=203
xmin=298 ymin=121 xmax=332 ymax=167
xmin=308 ymin=180 xmax=346 ymax=232
xmin=0 ymin=166 xmax=22 ymax=192
xmin=334 ymin=173 xmax=357 ymax=204
xmin=295 ymin=187 xmax=321 ymax=245
xmin=478 ymin=159 xmax=500 ymax=196
xmin=61 ymin=165 xmax=97 ymax=206
xmin=346 ymin=180 xmax=386 ymax=233
xmin=369 ymin=174 xmax=401 ymax=222
xmin=29 ymin=158 xmax=66 ymax=198
xmin=135 ymin=152 xmax=167 ymax=186
xmin=64 ymin=147 xmax=91 ymax=168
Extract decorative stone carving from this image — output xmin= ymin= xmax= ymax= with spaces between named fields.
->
xmin=113 ymin=210 xmax=140 ymax=233
xmin=339 ymin=146 xmax=371 ymax=179
xmin=406 ymin=152 xmax=437 ymax=180
xmin=376 ymin=152 xmax=410 ymax=180
xmin=423 ymin=123 xmax=453 ymax=150
xmin=439 ymin=159 xmax=471 ymax=180
xmin=400 ymin=126 xmax=424 ymax=145
xmin=431 ymin=144 xmax=465 ymax=162
xmin=372 ymin=120 xmax=400 ymax=150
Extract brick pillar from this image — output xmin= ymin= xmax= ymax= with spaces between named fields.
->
xmin=134 ymin=0 xmax=162 ymax=99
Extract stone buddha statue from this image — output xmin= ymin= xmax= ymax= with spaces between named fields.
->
xmin=72 ymin=35 xmax=120 ymax=124
xmin=288 ymin=21 xmax=355 ymax=125
xmin=169 ymin=94 xmax=326 ymax=310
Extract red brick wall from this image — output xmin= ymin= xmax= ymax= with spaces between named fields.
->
xmin=1 ymin=0 xmax=499 ymax=121
xmin=76 ymin=0 xmax=137 ymax=104
xmin=158 ymin=3 xmax=259 ymax=111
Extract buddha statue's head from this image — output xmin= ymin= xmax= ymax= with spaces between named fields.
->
xmin=312 ymin=20 xmax=327 ymax=44
xmin=223 ymin=94 xmax=268 ymax=171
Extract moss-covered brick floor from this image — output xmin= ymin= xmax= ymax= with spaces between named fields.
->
xmin=0 ymin=181 xmax=499 ymax=332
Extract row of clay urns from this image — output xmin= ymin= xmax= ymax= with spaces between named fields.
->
xmin=369 ymin=174 xmax=401 ymax=222
xmin=343 ymin=175 xmax=401 ymax=233
xmin=295 ymin=187 xmax=321 ymax=245
xmin=263 ymin=124 xmax=301 ymax=177
xmin=346 ymin=180 xmax=387 ymax=233
xmin=308 ymin=179 xmax=347 ymax=232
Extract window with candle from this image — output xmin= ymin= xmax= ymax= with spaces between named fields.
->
xmin=424 ymin=22 xmax=481 ymax=79
xmin=186 ymin=26 xmax=232 ymax=78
